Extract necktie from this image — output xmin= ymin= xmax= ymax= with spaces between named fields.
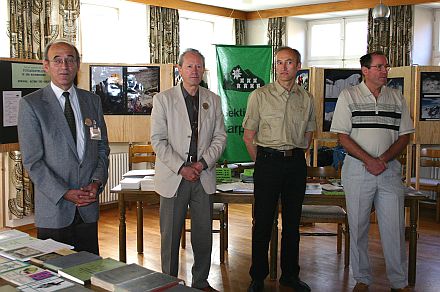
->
xmin=63 ymin=91 xmax=76 ymax=143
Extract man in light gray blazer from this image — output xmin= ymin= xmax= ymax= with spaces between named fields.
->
xmin=17 ymin=40 xmax=109 ymax=255
xmin=151 ymin=49 xmax=226 ymax=291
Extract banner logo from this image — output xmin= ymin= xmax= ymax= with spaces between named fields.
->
xmin=223 ymin=65 xmax=265 ymax=92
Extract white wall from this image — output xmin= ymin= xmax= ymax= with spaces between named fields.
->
xmin=245 ymin=19 xmax=268 ymax=45
xmin=413 ymin=6 xmax=434 ymax=65
xmin=287 ymin=17 xmax=307 ymax=65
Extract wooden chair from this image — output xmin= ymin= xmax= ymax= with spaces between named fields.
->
xmin=410 ymin=148 xmax=440 ymax=222
xmin=129 ymin=143 xmax=156 ymax=169
xmin=301 ymin=165 xmax=350 ymax=267
xmin=181 ymin=203 xmax=228 ymax=264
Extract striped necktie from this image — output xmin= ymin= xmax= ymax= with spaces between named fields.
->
xmin=63 ymin=91 xmax=76 ymax=143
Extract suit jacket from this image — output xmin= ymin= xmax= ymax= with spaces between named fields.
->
xmin=151 ymin=85 xmax=226 ymax=197
xmin=17 ymin=85 xmax=110 ymax=228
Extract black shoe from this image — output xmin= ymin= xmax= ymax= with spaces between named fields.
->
xmin=279 ymin=276 xmax=311 ymax=292
xmin=247 ymin=280 xmax=264 ymax=292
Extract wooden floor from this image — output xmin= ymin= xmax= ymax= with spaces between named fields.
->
xmin=25 ymin=204 xmax=440 ymax=291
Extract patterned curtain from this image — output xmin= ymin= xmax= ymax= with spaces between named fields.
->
xmin=367 ymin=5 xmax=413 ymax=67
xmin=7 ymin=0 xmax=80 ymax=60
xmin=150 ymin=6 xmax=179 ymax=64
xmin=235 ymin=19 xmax=246 ymax=45
xmin=267 ymin=17 xmax=286 ymax=79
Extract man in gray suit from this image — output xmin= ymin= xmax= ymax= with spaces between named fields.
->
xmin=17 ymin=40 xmax=109 ymax=255
xmin=151 ymin=48 xmax=226 ymax=291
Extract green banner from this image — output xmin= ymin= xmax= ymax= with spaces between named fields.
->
xmin=216 ymin=45 xmax=272 ymax=163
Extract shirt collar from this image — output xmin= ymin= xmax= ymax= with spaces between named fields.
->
xmin=51 ymin=82 xmax=74 ymax=101
xmin=359 ymin=81 xmax=386 ymax=98
xmin=274 ymin=80 xmax=299 ymax=95
xmin=180 ymin=83 xmax=199 ymax=99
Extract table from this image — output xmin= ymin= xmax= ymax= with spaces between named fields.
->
xmin=111 ymin=185 xmax=424 ymax=286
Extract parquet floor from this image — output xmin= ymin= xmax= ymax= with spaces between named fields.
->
xmin=94 ymin=204 xmax=440 ymax=292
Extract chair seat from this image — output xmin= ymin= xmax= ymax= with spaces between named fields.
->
xmin=409 ymin=177 xmax=440 ymax=186
xmin=301 ymin=205 xmax=346 ymax=220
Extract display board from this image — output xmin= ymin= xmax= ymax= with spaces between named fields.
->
xmin=77 ymin=63 xmax=174 ymax=143
xmin=310 ymin=68 xmax=362 ymax=139
xmin=413 ymin=66 xmax=440 ymax=144
xmin=0 ymin=58 xmax=50 ymax=152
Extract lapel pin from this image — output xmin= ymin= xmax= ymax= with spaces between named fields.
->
xmin=202 ymin=102 xmax=209 ymax=109
xmin=84 ymin=118 xmax=92 ymax=127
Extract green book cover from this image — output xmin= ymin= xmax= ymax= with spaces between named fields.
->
xmin=58 ymin=258 xmax=125 ymax=285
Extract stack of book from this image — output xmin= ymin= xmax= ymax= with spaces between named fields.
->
xmin=140 ymin=176 xmax=155 ymax=191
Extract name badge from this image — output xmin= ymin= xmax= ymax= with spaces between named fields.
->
xmin=89 ymin=119 xmax=102 ymax=140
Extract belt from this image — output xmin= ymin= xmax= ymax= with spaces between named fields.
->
xmin=257 ymin=146 xmax=303 ymax=157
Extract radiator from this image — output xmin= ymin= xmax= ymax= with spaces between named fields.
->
xmin=100 ymin=153 xmax=129 ymax=204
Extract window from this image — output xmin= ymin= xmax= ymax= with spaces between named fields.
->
xmin=307 ymin=16 xmax=367 ymax=68
xmin=80 ymin=0 xmax=148 ymax=64
xmin=179 ymin=10 xmax=234 ymax=93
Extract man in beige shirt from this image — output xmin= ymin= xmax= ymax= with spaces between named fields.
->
xmin=243 ymin=46 xmax=315 ymax=292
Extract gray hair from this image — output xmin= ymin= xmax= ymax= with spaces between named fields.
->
xmin=43 ymin=39 xmax=80 ymax=62
xmin=178 ymin=48 xmax=205 ymax=68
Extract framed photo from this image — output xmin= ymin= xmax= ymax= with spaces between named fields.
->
xmin=322 ymin=69 xmax=361 ymax=131
xmin=90 ymin=66 xmax=124 ymax=114
xmin=126 ymin=66 xmax=160 ymax=115
xmin=296 ymin=69 xmax=309 ymax=91
xmin=420 ymin=72 xmax=440 ymax=121
xmin=387 ymin=77 xmax=404 ymax=95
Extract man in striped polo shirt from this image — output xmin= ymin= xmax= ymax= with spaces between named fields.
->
xmin=330 ymin=52 xmax=414 ymax=292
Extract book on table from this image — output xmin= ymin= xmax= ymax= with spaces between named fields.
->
xmin=119 ymin=177 xmax=143 ymax=190
xmin=113 ymin=271 xmax=183 ymax=292
xmin=17 ymin=275 xmax=75 ymax=292
xmin=43 ymin=251 xmax=101 ymax=271
xmin=0 ymin=264 xmax=56 ymax=286
xmin=0 ymin=236 xmax=40 ymax=251
xmin=58 ymin=258 xmax=125 ymax=285
xmin=140 ymin=176 xmax=155 ymax=191
xmin=0 ymin=229 xmax=29 ymax=243
xmin=30 ymin=248 xmax=76 ymax=267
xmin=0 ymin=284 xmax=17 ymax=292
xmin=0 ymin=259 xmax=29 ymax=274
xmin=123 ymin=169 xmax=155 ymax=178
xmin=91 ymin=263 xmax=156 ymax=291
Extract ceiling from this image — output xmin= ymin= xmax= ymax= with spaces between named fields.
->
xmin=182 ymin=0 xmax=440 ymax=14
xmin=182 ymin=0 xmax=343 ymax=12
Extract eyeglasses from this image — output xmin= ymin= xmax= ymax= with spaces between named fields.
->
xmin=368 ymin=64 xmax=391 ymax=72
xmin=49 ymin=57 xmax=77 ymax=66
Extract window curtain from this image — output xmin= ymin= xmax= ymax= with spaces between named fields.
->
xmin=235 ymin=19 xmax=246 ymax=45
xmin=267 ymin=17 xmax=286 ymax=79
xmin=150 ymin=6 xmax=179 ymax=64
xmin=367 ymin=5 xmax=413 ymax=67
xmin=7 ymin=0 xmax=80 ymax=60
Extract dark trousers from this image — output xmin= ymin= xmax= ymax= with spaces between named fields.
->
xmin=37 ymin=209 xmax=99 ymax=255
xmin=249 ymin=148 xmax=306 ymax=280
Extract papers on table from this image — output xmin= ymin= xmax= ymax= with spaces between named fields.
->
xmin=122 ymin=169 xmax=155 ymax=178
xmin=0 ymin=239 xmax=73 ymax=262
xmin=321 ymin=183 xmax=343 ymax=191
xmin=217 ymin=182 xmax=254 ymax=193
xmin=120 ymin=176 xmax=155 ymax=190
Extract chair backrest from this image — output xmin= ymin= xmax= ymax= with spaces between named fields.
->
xmin=307 ymin=165 xmax=340 ymax=180
xmin=420 ymin=148 xmax=440 ymax=168
xmin=129 ymin=143 xmax=156 ymax=170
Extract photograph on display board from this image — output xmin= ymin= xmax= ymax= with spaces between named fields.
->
xmin=322 ymin=69 xmax=361 ymax=131
xmin=295 ymin=69 xmax=309 ymax=91
xmin=420 ymin=72 xmax=440 ymax=121
xmin=126 ymin=66 xmax=160 ymax=115
xmin=387 ymin=77 xmax=404 ymax=95
xmin=174 ymin=65 xmax=182 ymax=86
xmin=90 ymin=66 xmax=124 ymax=114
